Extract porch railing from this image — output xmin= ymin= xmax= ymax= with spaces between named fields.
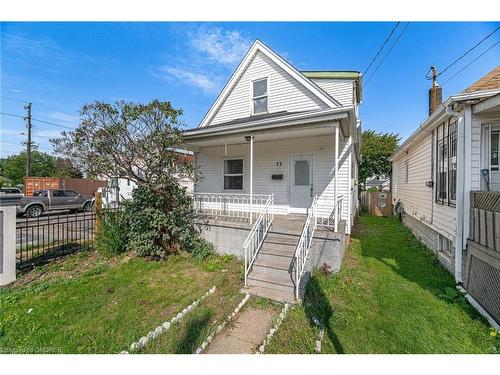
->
xmin=316 ymin=195 xmax=344 ymax=228
xmin=191 ymin=192 xmax=270 ymax=222
xmin=243 ymin=194 xmax=274 ymax=286
xmin=294 ymin=195 xmax=319 ymax=299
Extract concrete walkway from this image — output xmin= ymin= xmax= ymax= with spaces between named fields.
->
xmin=206 ymin=307 xmax=276 ymax=354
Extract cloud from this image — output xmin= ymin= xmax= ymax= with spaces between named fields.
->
xmin=155 ymin=66 xmax=219 ymax=93
xmin=155 ymin=25 xmax=251 ymax=95
xmin=47 ymin=111 xmax=80 ymax=125
xmin=190 ymin=26 xmax=252 ymax=67
xmin=2 ymin=33 xmax=71 ymax=64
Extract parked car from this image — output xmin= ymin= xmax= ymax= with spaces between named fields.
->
xmin=16 ymin=189 xmax=94 ymax=218
xmin=0 ymin=187 xmax=23 ymax=195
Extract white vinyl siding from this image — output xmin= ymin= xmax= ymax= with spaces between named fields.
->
xmin=470 ymin=117 xmax=483 ymax=190
xmin=393 ymin=133 xmax=456 ymax=243
xmin=393 ymin=135 xmax=433 ymax=223
xmin=209 ymin=51 xmax=327 ymax=126
xmin=311 ymin=79 xmax=355 ymax=107
xmin=194 ymin=134 xmax=351 ymax=223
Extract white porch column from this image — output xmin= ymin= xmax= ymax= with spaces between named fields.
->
xmin=334 ymin=125 xmax=339 ymax=232
xmin=249 ymin=135 xmax=254 ymax=224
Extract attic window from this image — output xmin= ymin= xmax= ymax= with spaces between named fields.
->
xmin=252 ymin=78 xmax=268 ymax=114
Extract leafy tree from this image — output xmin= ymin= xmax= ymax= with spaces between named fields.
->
xmin=359 ymin=130 xmax=400 ymax=187
xmin=0 ymin=150 xmax=55 ymax=185
xmin=52 ymin=100 xmax=209 ymax=259
xmin=0 ymin=150 xmax=83 ymax=185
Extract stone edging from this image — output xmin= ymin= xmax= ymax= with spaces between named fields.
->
xmin=120 ymin=286 xmax=217 ymax=354
xmin=257 ymin=302 xmax=289 ymax=354
xmin=312 ymin=316 xmax=325 ymax=353
xmin=194 ymin=293 xmax=251 ymax=354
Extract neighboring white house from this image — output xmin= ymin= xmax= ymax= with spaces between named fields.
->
xmin=98 ymin=150 xmax=194 ymax=208
xmin=184 ymin=40 xmax=362 ymax=235
xmin=391 ymin=66 xmax=500 ymax=283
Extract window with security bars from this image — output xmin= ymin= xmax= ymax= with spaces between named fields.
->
xmin=435 ymin=118 xmax=457 ymax=206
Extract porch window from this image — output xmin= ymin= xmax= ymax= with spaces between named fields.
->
xmin=435 ymin=117 xmax=457 ymax=206
xmin=252 ymin=78 xmax=268 ymax=114
xmin=223 ymin=159 xmax=243 ymax=190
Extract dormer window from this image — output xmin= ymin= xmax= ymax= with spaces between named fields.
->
xmin=252 ymin=78 xmax=268 ymax=115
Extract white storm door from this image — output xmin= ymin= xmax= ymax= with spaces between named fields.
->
xmin=289 ymin=154 xmax=313 ymax=211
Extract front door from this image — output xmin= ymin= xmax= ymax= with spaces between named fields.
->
xmin=289 ymin=154 xmax=313 ymax=212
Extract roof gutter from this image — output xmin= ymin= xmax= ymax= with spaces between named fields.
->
xmin=390 ymin=89 xmax=500 ymax=161
xmin=184 ymin=107 xmax=353 ymax=140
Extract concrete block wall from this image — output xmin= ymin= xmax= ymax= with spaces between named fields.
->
xmin=198 ymin=222 xmax=250 ymax=259
xmin=402 ymin=212 xmax=454 ymax=274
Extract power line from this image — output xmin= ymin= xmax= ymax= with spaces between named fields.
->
xmin=0 ymin=112 xmax=25 ymax=119
xmin=1 ymin=111 xmax=75 ymax=130
xmin=31 ymin=117 xmax=75 ymax=130
xmin=436 ymin=26 xmax=500 ymax=78
xmin=442 ymin=40 xmax=500 ymax=86
xmin=364 ymin=22 xmax=410 ymax=88
xmin=363 ymin=22 xmax=400 ymax=76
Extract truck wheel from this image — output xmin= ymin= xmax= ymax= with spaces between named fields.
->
xmin=83 ymin=202 xmax=93 ymax=212
xmin=27 ymin=205 xmax=43 ymax=218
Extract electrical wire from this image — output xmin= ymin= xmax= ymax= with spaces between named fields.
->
xmin=437 ymin=26 xmax=500 ymax=78
xmin=364 ymin=22 xmax=410 ymax=88
xmin=442 ymin=40 xmax=500 ymax=86
xmin=363 ymin=22 xmax=400 ymax=76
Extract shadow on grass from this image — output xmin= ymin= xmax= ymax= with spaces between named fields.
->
xmin=173 ymin=309 xmax=213 ymax=354
xmin=17 ymin=242 xmax=94 ymax=273
xmin=356 ymin=214 xmax=485 ymax=322
xmin=303 ymin=275 xmax=344 ymax=354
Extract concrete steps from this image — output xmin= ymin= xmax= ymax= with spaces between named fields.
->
xmin=247 ymin=227 xmax=302 ymax=301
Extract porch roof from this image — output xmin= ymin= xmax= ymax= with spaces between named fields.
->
xmin=183 ymin=107 xmax=351 ymax=147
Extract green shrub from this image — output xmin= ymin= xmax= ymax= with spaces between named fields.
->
xmin=127 ymin=184 xmax=212 ymax=260
xmin=94 ymin=208 xmax=130 ymax=255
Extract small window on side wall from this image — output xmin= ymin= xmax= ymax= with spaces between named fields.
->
xmin=252 ymin=78 xmax=268 ymax=115
xmin=223 ymin=159 xmax=243 ymax=190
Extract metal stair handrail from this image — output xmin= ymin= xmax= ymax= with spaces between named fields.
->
xmin=243 ymin=194 xmax=274 ymax=287
xmin=294 ymin=195 xmax=319 ymax=299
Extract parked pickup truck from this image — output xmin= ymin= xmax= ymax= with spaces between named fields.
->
xmin=17 ymin=189 xmax=94 ymax=218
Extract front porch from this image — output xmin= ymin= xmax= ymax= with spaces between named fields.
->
xmin=192 ymin=192 xmax=347 ymax=301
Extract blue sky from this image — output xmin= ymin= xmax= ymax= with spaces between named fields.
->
xmin=1 ymin=22 xmax=499 ymax=157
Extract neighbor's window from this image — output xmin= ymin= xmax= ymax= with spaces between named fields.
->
xmin=404 ymin=161 xmax=409 ymax=183
xmin=491 ymin=130 xmax=500 ymax=172
xmin=224 ymin=159 xmax=243 ymax=190
xmin=435 ymin=117 xmax=457 ymax=206
xmin=252 ymin=78 xmax=268 ymax=114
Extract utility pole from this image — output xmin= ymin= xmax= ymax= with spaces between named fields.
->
xmin=24 ymin=103 xmax=32 ymax=177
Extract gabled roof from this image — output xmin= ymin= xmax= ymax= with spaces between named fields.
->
xmin=464 ymin=66 xmax=500 ymax=93
xmin=198 ymin=40 xmax=341 ymax=128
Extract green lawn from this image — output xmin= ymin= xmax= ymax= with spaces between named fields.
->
xmin=266 ymin=214 xmax=498 ymax=354
xmin=0 ymin=250 xmax=243 ymax=354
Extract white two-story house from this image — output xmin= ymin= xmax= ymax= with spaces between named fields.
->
xmin=183 ymin=40 xmax=362 ymax=301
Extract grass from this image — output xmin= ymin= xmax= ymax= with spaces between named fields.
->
xmin=0 ymin=250 xmax=243 ymax=354
xmin=266 ymin=214 xmax=498 ymax=354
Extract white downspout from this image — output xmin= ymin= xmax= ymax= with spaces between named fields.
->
xmin=447 ymin=104 xmax=465 ymax=284
xmin=347 ymin=135 xmax=352 ymax=235
xmin=334 ymin=125 xmax=339 ymax=232
xmin=249 ymin=135 xmax=254 ymax=224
